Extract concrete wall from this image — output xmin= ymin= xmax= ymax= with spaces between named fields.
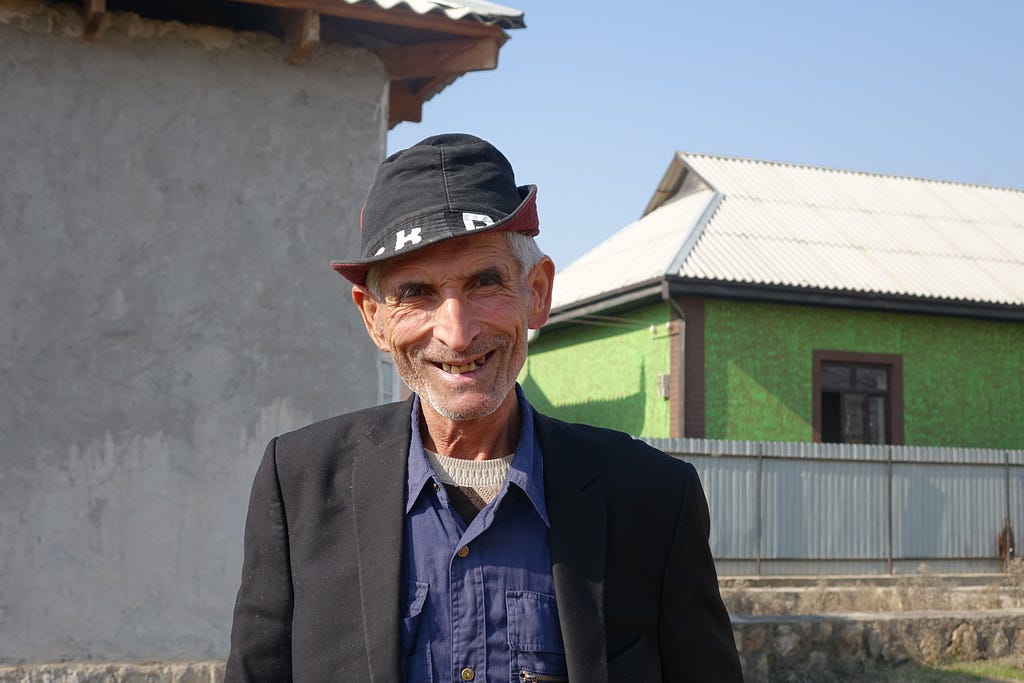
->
xmin=0 ymin=2 xmax=388 ymax=663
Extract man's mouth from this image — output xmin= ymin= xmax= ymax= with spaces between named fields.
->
xmin=439 ymin=352 xmax=490 ymax=375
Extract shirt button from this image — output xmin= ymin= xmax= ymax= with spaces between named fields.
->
xmin=456 ymin=545 xmax=470 ymax=558
xmin=460 ymin=667 xmax=475 ymax=681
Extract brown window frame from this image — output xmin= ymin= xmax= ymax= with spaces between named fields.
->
xmin=812 ymin=350 xmax=904 ymax=445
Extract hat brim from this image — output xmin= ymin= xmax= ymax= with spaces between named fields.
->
xmin=331 ymin=184 xmax=538 ymax=286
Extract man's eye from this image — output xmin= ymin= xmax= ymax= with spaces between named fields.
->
xmin=474 ymin=272 xmax=504 ymax=288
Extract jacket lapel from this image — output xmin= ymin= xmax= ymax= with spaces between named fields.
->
xmin=351 ymin=399 xmax=413 ymax=683
xmin=535 ymin=411 xmax=610 ymax=683
xmin=349 ymin=403 xmax=611 ymax=682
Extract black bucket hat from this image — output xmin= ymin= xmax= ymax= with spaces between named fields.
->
xmin=331 ymin=133 xmax=539 ymax=285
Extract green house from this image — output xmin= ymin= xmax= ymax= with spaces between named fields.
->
xmin=522 ymin=153 xmax=1024 ymax=449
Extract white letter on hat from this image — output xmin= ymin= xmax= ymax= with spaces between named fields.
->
xmin=462 ymin=213 xmax=494 ymax=231
xmin=394 ymin=228 xmax=422 ymax=251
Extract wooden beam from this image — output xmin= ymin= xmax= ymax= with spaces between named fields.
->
xmin=417 ymin=73 xmax=458 ymax=103
xmin=83 ymin=0 xmax=105 ymax=40
xmin=388 ymin=81 xmax=422 ymax=127
xmin=240 ymin=0 xmax=505 ymax=39
xmin=284 ymin=9 xmax=320 ymax=65
xmin=378 ymin=37 xmax=498 ymax=79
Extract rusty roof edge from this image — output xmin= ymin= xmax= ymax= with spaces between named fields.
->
xmin=352 ymin=0 xmax=526 ymax=29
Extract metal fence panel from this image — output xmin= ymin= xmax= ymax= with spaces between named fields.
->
xmin=892 ymin=463 xmax=1006 ymax=558
xmin=654 ymin=438 xmax=1024 ymax=575
xmin=687 ymin=455 xmax=758 ymax=557
xmin=761 ymin=459 xmax=887 ymax=559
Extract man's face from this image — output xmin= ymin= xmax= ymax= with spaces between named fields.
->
xmin=353 ymin=232 xmax=553 ymax=423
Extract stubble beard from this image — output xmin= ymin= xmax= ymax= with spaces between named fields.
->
xmin=395 ymin=332 xmax=528 ymax=422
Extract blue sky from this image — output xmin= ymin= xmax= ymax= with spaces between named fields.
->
xmin=388 ymin=1 xmax=1024 ymax=271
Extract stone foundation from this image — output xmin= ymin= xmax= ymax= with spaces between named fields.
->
xmin=3 ymin=611 xmax=1023 ymax=682
xmin=0 ymin=662 xmax=223 ymax=683
xmin=732 ymin=610 xmax=1024 ymax=682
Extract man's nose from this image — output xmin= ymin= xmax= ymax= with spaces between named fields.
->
xmin=432 ymin=295 xmax=480 ymax=351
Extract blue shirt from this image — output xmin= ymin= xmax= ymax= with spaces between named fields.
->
xmin=400 ymin=387 xmax=567 ymax=683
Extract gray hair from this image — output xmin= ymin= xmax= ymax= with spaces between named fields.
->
xmin=364 ymin=232 xmax=545 ymax=301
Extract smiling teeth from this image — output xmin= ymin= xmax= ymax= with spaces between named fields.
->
xmin=442 ymin=359 xmax=482 ymax=374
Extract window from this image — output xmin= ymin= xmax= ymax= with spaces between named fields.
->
xmin=813 ymin=351 xmax=903 ymax=445
xmin=378 ymin=353 xmax=404 ymax=405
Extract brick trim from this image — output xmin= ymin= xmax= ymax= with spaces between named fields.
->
xmin=668 ymin=297 xmax=706 ymax=438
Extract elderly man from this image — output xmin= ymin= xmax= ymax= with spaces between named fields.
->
xmin=226 ymin=134 xmax=742 ymax=682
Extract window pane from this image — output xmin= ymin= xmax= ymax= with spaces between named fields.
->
xmin=379 ymin=354 xmax=396 ymax=404
xmin=817 ymin=356 xmax=897 ymax=445
xmin=867 ymin=395 xmax=887 ymax=444
xmin=821 ymin=391 xmax=841 ymax=442
xmin=822 ymin=364 xmax=851 ymax=389
xmin=841 ymin=392 xmax=866 ymax=443
xmin=855 ymin=367 xmax=888 ymax=390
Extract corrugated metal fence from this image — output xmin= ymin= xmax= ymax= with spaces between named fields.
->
xmin=644 ymin=438 xmax=1024 ymax=575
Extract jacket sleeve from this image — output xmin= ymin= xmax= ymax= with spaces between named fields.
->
xmin=225 ymin=438 xmax=294 ymax=682
xmin=658 ymin=463 xmax=743 ymax=682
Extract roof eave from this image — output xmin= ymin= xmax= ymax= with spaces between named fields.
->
xmin=544 ymin=275 xmax=1024 ymax=329
xmin=248 ymin=0 xmax=517 ymax=127
xmin=665 ymin=277 xmax=1024 ymax=323
xmin=544 ymin=280 xmax=665 ymax=330
xmin=80 ymin=0 xmax=522 ymax=128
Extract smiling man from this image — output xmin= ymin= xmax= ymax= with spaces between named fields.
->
xmin=225 ymin=134 xmax=742 ymax=682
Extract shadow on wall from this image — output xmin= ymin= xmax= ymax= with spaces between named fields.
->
xmin=520 ymin=363 xmax=648 ymax=437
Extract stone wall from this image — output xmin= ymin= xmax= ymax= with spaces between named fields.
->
xmin=0 ymin=662 xmax=224 ymax=683
xmin=733 ymin=610 xmax=1024 ymax=682
xmin=0 ymin=0 xmax=388 ymax=665
xmin=3 ymin=611 xmax=1023 ymax=682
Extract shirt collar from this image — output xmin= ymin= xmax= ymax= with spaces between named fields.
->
xmin=404 ymin=385 xmax=549 ymax=526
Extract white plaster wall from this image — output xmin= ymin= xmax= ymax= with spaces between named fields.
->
xmin=0 ymin=2 xmax=388 ymax=662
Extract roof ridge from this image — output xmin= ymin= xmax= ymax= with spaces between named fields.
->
xmin=676 ymin=151 xmax=1024 ymax=195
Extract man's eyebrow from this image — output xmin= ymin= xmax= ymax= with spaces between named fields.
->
xmin=385 ymin=278 xmax=432 ymax=296
xmin=474 ymin=265 xmax=503 ymax=277
xmin=472 ymin=264 xmax=512 ymax=281
xmin=394 ymin=278 xmax=429 ymax=288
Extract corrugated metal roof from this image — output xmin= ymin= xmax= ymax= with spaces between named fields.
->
xmin=551 ymin=153 xmax=1024 ymax=312
xmin=551 ymin=188 xmax=715 ymax=308
xmin=355 ymin=0 xmax=524 ymax=27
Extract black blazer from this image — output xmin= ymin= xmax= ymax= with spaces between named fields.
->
xmin=226 ymin=398 xmax=742 ymax=682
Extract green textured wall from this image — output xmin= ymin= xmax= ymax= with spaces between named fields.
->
xmin=520 ymin=302 xmax=672 ymax=437
xmin=705 ymin=299 xmax=1024 ymax=448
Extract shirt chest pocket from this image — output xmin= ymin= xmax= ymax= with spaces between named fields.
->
xmin=506 ymin=591 xmax=567 ymax=683
xmin=401 ymin=580 xmax=431 ymax=680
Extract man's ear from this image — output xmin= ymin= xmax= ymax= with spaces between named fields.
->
xmin=351 ymin=286 xmax=391 ymax=353
xmin=526 ymin=256 xmax=555 ymax=330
